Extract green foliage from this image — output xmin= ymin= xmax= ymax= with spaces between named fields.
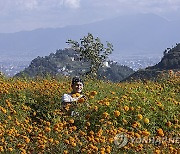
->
xmin=66 ymin=33 xmax=113 ymax=77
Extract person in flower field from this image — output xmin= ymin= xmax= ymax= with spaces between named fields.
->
xmin=62 ymin=76 xmax=85 ymax=104
xmin=61 ymin=76 xmax=87 ymax=116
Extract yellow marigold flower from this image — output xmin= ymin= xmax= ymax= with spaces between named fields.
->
xmin=33 ymin=111 xmax=36 ymax=116
xmin=90 ymin=91 xmax=97 ymax=96
xmin=76 ymin=93 xmax=81 ymax=97
xmin=100 ymin=147 xmax=105 ymax=152
xmin=100 ymin=151 xmax=105 ymax=154
xmin=48 ymin=138 xmax=54 ymax=143
xmin=79 ymin=130 xmax=86 ymax=136
xmin=86 ymin=122 xmax=91 ymax=127
xmin=78 ymin=97 xmax=85 ymax=103
xmin=71 ymin=142 xmax=76 ymax=147
xmin=156 ymin=102 xmax=162 ymax=107
xmin=26 ymin=128 xmax=32 ymax=133
xmin=144 ymin=118 xmax=150 ymax=124
xmin=130 ymin=107 xmax=134 ymax=111
xmin=132 ymin=122 xmax=138 ymax=128
xmin=94 ymin=106 xmax=98 ymax=111
xmin=89 ymin=96 xmax=94 ymax=99
xmin=122 ymin=119 xmax=128 ymax=124
xmin=102 ymin=112 xmax=109 ymax=118
xmin=137 ymin=106 xmax=141 ymax=110
xmin=169 ymin=146 xmax=174 ymax=153
xmin=8 ymin=147 xmax=13 ymax=152
xmin=154 ymin=149 xmax=161 ymax=154
xmin=72 ymin=94 xmax=77 ymax=98
xmin=142 ymin=130 xmax=150 ymax=136
xmin=93 ymin=146 xmax=98 ymax=151
xmin=81 ymin=148 xmax=86 ymax=152
xmin=111 ymin=91 xmax=116 ymax=95
xmin=38 ymin=144 xmax=45 ymax=149
xmin=105 ymin=101 xmax=110 ymax=106
xmin=64 ymin=139 xmax=69 ymax=144
xmin=54 ymin=140 xmax=59 ymax=144
xmin=106 ymin=146 xmax=111 ymax=153
xmin=124 ymin=106 xmax=129 ymax=111
xmin=89 ymin=130 xmax=94 ymax=135
xmin=25 ymin=137 xmax=30 ymax=143
xmin=157 ymin=128 xmax=164 ymax=137
xmin=20 ymin=148 xmax=26 ymax=153
xmin=68 ymin=119 xmax=74 ymax=124
xmin=0 ymin=146 xmax=4 ymax=152
xmin=137 ymin=114 xmax=143 ymax=120
xmin=63 ymin=150 xmax=68 ymax=154
xmin=46 ymin=121 xmax=51 ymax=126
xmin=44 ymin=127 xmax=51 ymax=132
xmin=166 ymin=121 xmax=171 ymax=127
xmin=114 ymin=110 xmax=120 ymax=117
xmin=108 ymin=138 xmax=114 ymax=143
xmin=135 ymin=133 xmax=141 ymax=138
xmin=0 ymin=107 xmax=7 ymax=114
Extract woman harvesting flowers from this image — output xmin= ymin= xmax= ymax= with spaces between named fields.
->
xmin=61 ymin=76 xmax=86 ymax=116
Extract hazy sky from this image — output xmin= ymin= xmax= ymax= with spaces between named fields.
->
xmin=0 ymin=0 xmax=180 ymax=33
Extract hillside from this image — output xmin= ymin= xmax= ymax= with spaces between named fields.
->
xmin=123 ymin=43 xmax=180 ymax=81
xmin=15 ymin=49 xmax=134 ymax=82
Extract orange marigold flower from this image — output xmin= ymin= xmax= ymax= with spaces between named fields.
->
xmin=166 ymin=121 xmax=171 ymax=127
xmin=38 ymin=144 xmax=45 ymax=149
xmin=137 ymin=114 xmax=143 ymax=120
xmin=94 ymin=106 xmax=98 ymax=111
xmin=76 ymin=93 xmax=81 ymax=97
xmin=78 ymin=97 xmax=85 ymax=103
xmin=45 ymin=127 xmax=51 ymax=132
xmin=114 ymin=110 xmax=120 ymax=117
xmin=154 ymin=149 xmax=161 ymax=154
xmin=0 ymin=146 xmax=4 ymax=152
xmin=124 ymin=106 xmax=129 ymax=111
xmin=142 ymin=130 xmax=150 ymax=136
xmin=157 ymin=128 xmax=164 ymax=137
xmin=68 ymin=119 xmax=74 ymax=124
xmin=63 ymin=150 xmax=68 ymax=154
xmin=90 ymin=91 xmax=97 ymax=96
xmin=8 ymin=147 xmax=13 ymax=152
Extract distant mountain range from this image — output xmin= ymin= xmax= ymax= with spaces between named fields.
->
xmin=0 ymin=13 xmax=180 ymax=60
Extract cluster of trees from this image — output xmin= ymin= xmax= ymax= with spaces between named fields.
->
xmin=16 ymin=33 xmax=134 ymax=82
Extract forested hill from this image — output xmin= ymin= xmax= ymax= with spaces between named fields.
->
xmin=15 ymin=48 xmax=134 ymax=82
xmin=123 ymin=43 xmax=180 ymax=81
xmin=149 ymin=43 xmax=180 ymax=70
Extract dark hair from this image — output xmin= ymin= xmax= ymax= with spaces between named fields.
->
xmin=72 ymin=76 xmax=83 ymax=85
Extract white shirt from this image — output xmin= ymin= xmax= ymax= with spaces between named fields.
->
xmin=61 ymin=93 xmax=83 ymax=116
xmin=61 ymin=93 xmax=83 ymax=103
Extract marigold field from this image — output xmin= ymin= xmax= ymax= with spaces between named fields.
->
xmin=0 ymin=72 xmax=179 ymax=154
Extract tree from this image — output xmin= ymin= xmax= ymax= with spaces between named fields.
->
xmin=66 ymin=33 xmax=113 ymax=77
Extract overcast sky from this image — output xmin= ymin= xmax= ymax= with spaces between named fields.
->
xmin=0 ymin=0 xmax=180 ymax=33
